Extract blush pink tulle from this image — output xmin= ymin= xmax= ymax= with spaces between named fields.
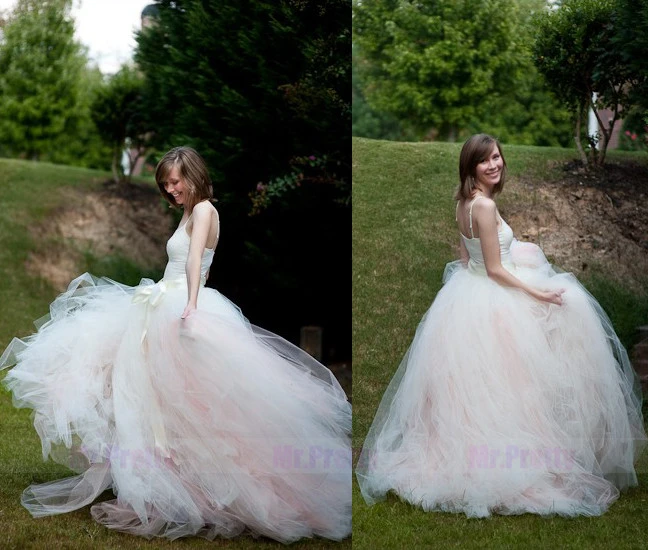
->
xmin=1 ymin=221 xmax=351 ymax=543
xmin=356 ymin=218 xmax=646 ymax=518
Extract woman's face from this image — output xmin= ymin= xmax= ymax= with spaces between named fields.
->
xmin=164 ymin=165 xmax=187 ymax=205
xmin=474 ymin=145 xmax=504 ymax=189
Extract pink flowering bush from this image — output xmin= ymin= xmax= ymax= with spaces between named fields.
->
xmin=619 ymin=110 xmax=648 ymax=152
xmin=249 ymin=155 xmax=334 ymax=215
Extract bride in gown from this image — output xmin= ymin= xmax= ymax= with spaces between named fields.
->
xmin=0 ymin=146 xmax=351 ymax=542
xmin=356 ymin=134 xmax=646 ymax=518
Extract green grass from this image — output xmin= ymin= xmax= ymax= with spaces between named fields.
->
xmin=80 ymin=250 xmax=163 ymax=286
xmin=352 ymin=137 xmax=648 ymax=549
xmin=0 ymin=160 xmax=103 ymax=345
xmin=0 ymin=159 xmax=349 ymax=549
xmin=583 ymin=274 xmax=648 ymax=352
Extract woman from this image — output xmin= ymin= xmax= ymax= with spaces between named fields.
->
xmin=0 ymin=147 xmax=351 ymax=542
xmin=356 ymin=134 xmax=646 ymax=518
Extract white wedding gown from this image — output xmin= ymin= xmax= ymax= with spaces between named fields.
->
xmin=356 ymin=198 xmax=646 ymax=517
xmin=0 ymin=216 xmax=351 ymax=542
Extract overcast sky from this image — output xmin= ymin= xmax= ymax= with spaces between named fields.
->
xmin=0 ymin=0 xmax=154 ymax=74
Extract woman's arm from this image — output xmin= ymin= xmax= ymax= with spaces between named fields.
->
xmin=473 ymin=199 xmax=564 ymax=306
xmin=182 ymin=202 xmax=212 ymax=319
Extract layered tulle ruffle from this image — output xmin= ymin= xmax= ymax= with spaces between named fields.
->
xmin=356 ymin=240 xmax=646 ymax=518
xmin=1 ymin=273 xmax=352 ymax=542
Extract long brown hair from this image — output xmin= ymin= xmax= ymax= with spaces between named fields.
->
xmin=155 ymin=146 xmax=214 ymax=211
xmin=454 ymin=134 xmax=507 ymax=200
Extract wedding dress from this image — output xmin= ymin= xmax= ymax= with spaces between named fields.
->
xmin=1 ymin=213 xmax=351 ymax=542
xmin=356 ymin=197 xmax=646 ymax=517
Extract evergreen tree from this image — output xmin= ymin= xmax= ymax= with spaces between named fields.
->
xmin=135 ymin=0 xmax=350 ymax=356
xmin=0 ymin=0 xmax=85 ymax=160
xmin=49 ymin=64 xmax=113 ymax=170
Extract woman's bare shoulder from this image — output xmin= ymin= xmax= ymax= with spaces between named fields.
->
xmin=193 ymin=200 xmax=219 ymax=217
xmin=472 ymin=197 xmax=497 ymax=213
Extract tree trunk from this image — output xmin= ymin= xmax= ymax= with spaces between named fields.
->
xmin=574 ymin=109 xmax=588 ymax=166
xmin=597 ymin=104 xmax=620 ymax=167
xmin=111 ymin=147 xmax=121 ymax=184
xmin=590 ymin=108 xmax=606 ymax=167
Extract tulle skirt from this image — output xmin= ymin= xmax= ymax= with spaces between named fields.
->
xmin=356 ymin=240 xmax=646 ymax=518
xmin=1 ymin=273 xmax=351 ymax=542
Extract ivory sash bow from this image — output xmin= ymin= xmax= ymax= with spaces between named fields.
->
xmin=131 ymin=278 xmax=185 ymax=343
xmin=129 ymin=275 xmax=205 ymax=459
xmin=130 ymin=277 xmax=186 ymax=459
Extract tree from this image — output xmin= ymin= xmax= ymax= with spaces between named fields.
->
xmin=0 ymin=0 xmax=85 ymax=160
xmin=473 ymin=0 xmax=573 ymax=147
xmin=351 ymin=0 xmax=572 ymax=146
xmin=91 ymin=65 xmax=148 ymax=184
xmin=352 ymin=45 xmax=417 ymax=141
xmin=353 ymin=0 xmax=519 ymax=141
xmin=252 ymin=0 xmax=350 ymax=212
xmin=48 ymin=64 xmax=113 ymax=170
xmin=473 ymin=68 xmax=573 ymax=147
xmin=135 ymin=0 xmax=350 ymax=357
xmin=612 ymin=0 xmax=648 ymax=116
xmin=533 ymin=0 xmax=637 ymax=166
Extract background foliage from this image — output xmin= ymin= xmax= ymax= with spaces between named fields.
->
xmin=90 ymin=64 xmax=146 ymax=183
xmin=133 ymin=0 xmax=350 ymax=356
xmin=352 ymin=0 xmax=648 ymax=158
xmin=352 ymin=137 xmax=648 ymax=548
xmin=532 ymin=0 xmax=640 ymax=165
xmin=352 ymin=0 xmax=573 ymax=145
xmin=0 ymin=0 xmax=350 ymax=357
xmin=0 ymin=0 xmax=111 ymax=168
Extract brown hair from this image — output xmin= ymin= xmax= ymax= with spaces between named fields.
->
xmin=155 ymin=146 xmax=214 ymax=211
xmin=454 ymin=134 xmax=507 ymax=200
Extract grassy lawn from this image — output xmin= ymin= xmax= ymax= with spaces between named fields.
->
xmin=0 ymin=159 xmax=349 ymax=549
xmin=0 ymin=159 xmax=104 ymax=344
xmin=352 ymin=137 xmax=648 ymax=549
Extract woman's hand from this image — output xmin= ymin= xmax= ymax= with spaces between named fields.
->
xmin=535 ymin=288 xmax=566 ymax=306
xmin=181 ymin=304 xmax=196 ymax=319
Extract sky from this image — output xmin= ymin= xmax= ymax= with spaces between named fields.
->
xmin=0 ymin=0 xmax=154 ymax=74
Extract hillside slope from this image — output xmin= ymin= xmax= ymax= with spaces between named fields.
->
xmin=352 ymin=137 xmax=648 ymax=444
xmin=0 ymin=160 xmax=349 ymax=549
xmin=0 ymin=159 xmax=171 ymax=349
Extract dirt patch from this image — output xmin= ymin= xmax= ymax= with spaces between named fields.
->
xmin=504 ymin=159 xmax=648 ymax=291
xmin=27 ymin=180 xmax=173 ymax=290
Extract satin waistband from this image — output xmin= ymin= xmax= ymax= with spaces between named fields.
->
xmin=130 ymin=275 xmax=206 ymax=343
xmin=467 ymin=260 xmax=517 ymax=276
xmin=157 ymin=273 xmax=208 ymax=287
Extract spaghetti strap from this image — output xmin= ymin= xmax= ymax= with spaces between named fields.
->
xmin=207 ymin=208 xmax=220 ymax=252
xmin=468 ymin=196 xmax=485 ymax=239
